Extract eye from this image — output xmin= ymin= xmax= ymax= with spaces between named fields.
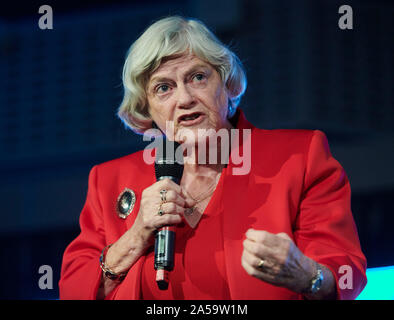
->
xmin=156 ymin=84 xmax=170 ymax=94
xmin=192 ymin=73 xmax=206 ymax=82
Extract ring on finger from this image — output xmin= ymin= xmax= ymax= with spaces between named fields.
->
xmin=160 ymin=189 xmax=167 ymax=203
xmin=257 ymin=259 xmax=266 ymax=270
xmin=158 ymin=203 xmax=165 ymax=216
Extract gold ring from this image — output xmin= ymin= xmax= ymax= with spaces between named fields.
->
xmin=257 ymin=259 xmax=265 ymax=270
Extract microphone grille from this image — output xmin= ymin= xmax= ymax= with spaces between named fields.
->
xmin=154 ymin=138 xmax=184 ymax=184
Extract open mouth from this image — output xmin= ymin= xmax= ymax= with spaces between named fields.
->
xmin=178 ymin=112 xmax=205 ymax=125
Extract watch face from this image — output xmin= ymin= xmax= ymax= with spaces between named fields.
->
xmin=312 ymin=278 xmax=322 ymax=292
xmin=311 ymin=269 xmax=323 ymax=293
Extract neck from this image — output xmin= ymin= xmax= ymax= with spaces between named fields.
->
xmin=181 ymin=121 xmax=234 ymax=175
xmin=183 ymin=161 xmax=225 ymax=178
xmin=181 ymin=161 xmax=223 ymax=205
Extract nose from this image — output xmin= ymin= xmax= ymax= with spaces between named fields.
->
xmin=175 ymin=83 xmax=196 ymax=109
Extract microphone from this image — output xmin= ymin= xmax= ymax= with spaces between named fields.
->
xmin=154 ymin=137 xmax=184 ymax=290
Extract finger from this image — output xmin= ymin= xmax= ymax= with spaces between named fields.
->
xmin=156 ymin=178 xmax=183 ymax=195
xmin=184 ymin=197 xmax=196 ymax=208
xmin=243 ymin=238 xmax=275 ymax=260
xmin=180 ymin=188 xmax=197 ymax=208
xmin=242 ymin=248 xmax=267 ymax=270
xmin=158 ymin=202 xmax=185 ymax=215
xmin=245 ymin=229 xmax=280 ymax=248
xmin=162 ymin=190 xmax=186 ymax=207
xmin=153 ymin=213 xmax=183 ymax=229
xmin=243 ymin=249 xmax=283 ymax=277
xmin=241 ymin=250 xmax=281 ymax=285
xmin=276 ymin=232 xmax=291 ymax=240
xmin=241 ymin=251 xmax=265 ymax=279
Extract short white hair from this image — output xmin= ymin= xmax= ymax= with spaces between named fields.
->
xmin=117 ymin=15 xmax=247 ymax=134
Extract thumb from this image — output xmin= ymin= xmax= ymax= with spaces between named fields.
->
xmin=183 ymin=194 xmax=197 ymax=208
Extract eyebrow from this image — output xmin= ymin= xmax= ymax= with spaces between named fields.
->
xmin=148 ymin=63 xmax=211 ymax=88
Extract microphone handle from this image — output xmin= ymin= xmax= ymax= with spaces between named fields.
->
xmin=154 ymin=176 xmax=179 ymax=290
xmin=154 ymin=226 xmax=175 ymax=290
xmin=154 ymin=226 xmax=176 ymax=271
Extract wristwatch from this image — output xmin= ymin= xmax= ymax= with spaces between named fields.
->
xmin=307 ymin=263 xmax=324 ymax=295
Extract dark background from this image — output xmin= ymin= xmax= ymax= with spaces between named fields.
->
xmin=0 ymin=0 xmax=393 ymax=299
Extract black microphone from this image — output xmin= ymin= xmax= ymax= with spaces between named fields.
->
xmin=154 ymin=137 xmax=184 ymax=290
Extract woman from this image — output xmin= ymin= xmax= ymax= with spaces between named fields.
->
xmin=59 ymin=16 xmax=367 ymax=300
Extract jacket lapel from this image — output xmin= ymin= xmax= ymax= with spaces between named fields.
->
xmin=222 ymin=110 xmax=260 ymax=299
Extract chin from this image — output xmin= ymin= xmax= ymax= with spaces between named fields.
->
xmin=175 ymin=125 xmax=228 ymax=147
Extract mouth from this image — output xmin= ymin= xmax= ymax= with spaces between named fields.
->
xmin=177 ymin=112 xmax=205 ymax=126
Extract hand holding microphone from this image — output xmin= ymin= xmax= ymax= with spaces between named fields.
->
xmin=101 ymin=174 xmax=186 ymax=278
xmin=98 ymin=138 xmax=186 ymax=293
xmin=100 ymin=139 xmax=186 ymax=289
xmin=154 ymin=138 xmax=185 ymax=290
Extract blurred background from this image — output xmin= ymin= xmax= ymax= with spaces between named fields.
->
xmin=0 ymin=0 xmax=393 ymax=299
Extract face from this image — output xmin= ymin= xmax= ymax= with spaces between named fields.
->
xmin=146 ymin=54 xmax=233 ymax=144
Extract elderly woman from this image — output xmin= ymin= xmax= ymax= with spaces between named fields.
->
xmin=59 ymin=16 xmax=367 ymax=300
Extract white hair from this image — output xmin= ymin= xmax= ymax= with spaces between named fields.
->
xmin=117 ymin=16 xmax=247 ymax=134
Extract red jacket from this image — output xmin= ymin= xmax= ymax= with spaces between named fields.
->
xmin=59 ymin=110 xmax=367 ymax=299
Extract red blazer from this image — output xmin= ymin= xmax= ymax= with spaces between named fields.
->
xmin=59 ymin=110 xmax=367 ymax=300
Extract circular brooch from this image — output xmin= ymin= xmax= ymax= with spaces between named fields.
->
xmin=116 ymin=188 xmax=136 ymax=219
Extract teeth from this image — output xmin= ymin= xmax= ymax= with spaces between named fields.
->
xmin=182 ymin=114 xmax=199 ymax=121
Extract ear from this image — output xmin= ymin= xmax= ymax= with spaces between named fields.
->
xmin=227 ymin=99 xmax=235 ymax=118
